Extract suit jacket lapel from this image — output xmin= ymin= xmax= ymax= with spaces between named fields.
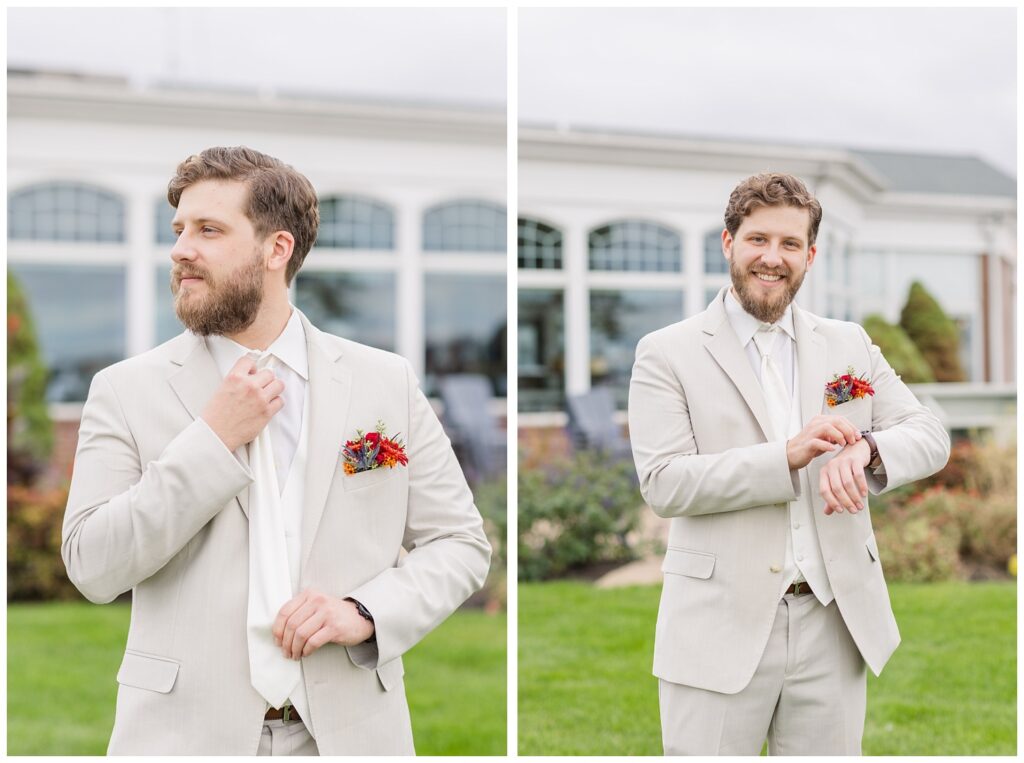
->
xmin=299 ymin=314 xmax=352 ymax=576
xmin=793 ymin=303 xmax=829 ymax=426
xmin=166 ymin=333 xmax=252 ymax=517
xmin=702 ymin=291 xmax=773 ymax=442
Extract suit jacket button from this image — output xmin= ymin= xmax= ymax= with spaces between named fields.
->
xmin=769 ymin=565 xmax=781 ymax=573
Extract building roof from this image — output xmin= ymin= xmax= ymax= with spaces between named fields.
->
xmin=849 ymin=149 xmax=1016 ymax=198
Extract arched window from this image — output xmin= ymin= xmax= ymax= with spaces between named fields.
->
xmin=518 ymin=217 xmax=562 ymax=269
xmin=588 ymin=220 xmax=681 ymax=272
xmin=423 ymin=199 xmax=505 ymax=252
xmin=704 ymin=229 xmax=729 ymax=274
xmin=317 ymin=196 xmax=395 ymax=249
xmin=8 ymin=182 xmax=125 ymax=242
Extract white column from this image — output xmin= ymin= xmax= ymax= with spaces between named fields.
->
xmin=563 ymin=223 xmax=589 ymax=396
xmin=684 ymin=227 xmax=704 ymax=317
xmin=125 ymin=192 xmax=155 ymax=355
xmin=396 ymin=198 xmax=424 ymax=378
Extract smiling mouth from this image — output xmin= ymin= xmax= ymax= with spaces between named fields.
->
xmin=753 ymin=272 xmax=785 ymax=283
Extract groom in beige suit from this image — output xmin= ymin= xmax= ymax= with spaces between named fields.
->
xmin=628 ymin=173 xmax=949 ymax=755
xmin=62 ymin=147 xmax=491 ymax=755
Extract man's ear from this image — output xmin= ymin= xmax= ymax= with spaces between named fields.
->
xmin=266 ymin=231 xmax=295 ymax=275
xmin=721 ymin=228 xmax=733 ymax=262
xmin=805 ymin=243 xmax=817 ymax=270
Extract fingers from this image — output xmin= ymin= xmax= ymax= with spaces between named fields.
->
xmin=272 ymin=591 xmax=308 ymax=644
xmin=826 ymin=415 xmax=861 ymax=446
xmin=302 ymin=626 xmax=335 ymax=657
xmin=231 ymin=355 xmax=257 ymax=374
xmin=279 ymin=599 xmax=319 ymax=658
xmin=820 ymin=459 xmax=866 ymax=514
xmin=286 ymin=609 xmax=327 ymax=660
xmin=809 ymin=438 xmax=839 ymax=456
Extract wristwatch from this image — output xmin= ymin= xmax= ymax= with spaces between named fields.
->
xmin=346 ymin=597 xmax=377 ymax=643
xmin=860 ymin=431 xmax=881 ymax=469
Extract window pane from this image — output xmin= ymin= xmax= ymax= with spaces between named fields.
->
xmin=8 ymin=183 xmax=125 ymax=242
xmin=294 ymin=271 xmax=396 ymax=351
xmin=518 ymin=289 xmax=564 ymax=412
xmin=423 ymin=200 xmax=506 ymax=252
xmin=704 ymin=229 xmax=728 ymax=273
xmin=156 ymin=201 xmax=177 ymax=245
xmin=590 ymin=289 xmax=684 ymax=408
xmin=588 ymin=220 xmax=681 ymax=272
xmin=9 ymin=263 xmax=126 ymax=402
xmin=316 ymin=197 xmax=395 ymax=250
xmin=518 ymin=217 xmax=563 ymax=269
xmin=424 ymin=273 xmax=506 ymax=396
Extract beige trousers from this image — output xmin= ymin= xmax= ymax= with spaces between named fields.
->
xmin=256 ymin=719 xmax=319 ymax=756
xmin=659 ymin=593 xmax=867 ymax=755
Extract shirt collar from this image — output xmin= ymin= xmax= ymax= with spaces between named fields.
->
xmin=723 ymin=287 xmax=795 ymax=348
xmin=204 ymin=306 xmax=309 ymax=380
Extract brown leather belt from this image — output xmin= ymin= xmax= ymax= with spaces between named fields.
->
xmin=785 ymin=581 xmax=814 ymax=596
xmin=264 ymin=706 xmax=302 ymax=723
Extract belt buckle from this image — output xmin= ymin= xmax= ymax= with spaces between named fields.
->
xmin=792 ymin=582 xmax=806 ymax=595
xmin=282 ymin=705 xmax=294 ymax=723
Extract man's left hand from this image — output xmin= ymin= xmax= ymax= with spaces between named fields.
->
xmin=272 ymin=589 xmax=375 ymax=660
xmin=819 ymin=438 xmax=871 ymax=515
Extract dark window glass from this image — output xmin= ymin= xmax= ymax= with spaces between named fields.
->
xmin=704 ymin=229 xmax=728 ymax=273
xmin=9 ymin=263 xmax=126 ymax=401
xmin=423 ymin=200 xmax=506 ymax=252
xmin=518 ymin=218 xmax=563 ymax=269
xmin=518 ymin=289 xmax=564 ymax=412
xmin=317 ymin=196 xmax=395 ymax=250
xmin=156 ymin=201 xmax=176 ymax=245
xmin=295 ymin=271 xmax=397 ymax=351
xmin=590 ymin=289 xmax=684 ymax=407
xmin=588 ymin=220 xmax=681 ymax=272
xmin=424 ymin=273 xmax=506 ymax=396
xmin=9 ymin=183 xmax=125 ymax=242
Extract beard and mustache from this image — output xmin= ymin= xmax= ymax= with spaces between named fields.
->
xmin=170 ymin=248 xmax=265 ymax=336
xmin=729 ymin=258 xmax=807 ymax=324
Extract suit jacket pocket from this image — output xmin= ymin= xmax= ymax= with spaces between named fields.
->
xmin=662 ymin=547 xmax=716 ymax=579
xmin=375 ymin=657 xmax=404 ymax=692
xmin=116 ymin=650 xmax=180 ymax=694
xmin=866 ymin=534 xmax=880 ymax=563
xmin=823 ymin=396 xmax=871 ymax=429
xmin=341 ymin=465 xmax=398 ymax=492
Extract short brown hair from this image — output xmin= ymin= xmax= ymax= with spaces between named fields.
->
xmin=167 ymin=146 xmax=320 ymax=285
xmin=724 ymin=173 xmax=823 ymax=246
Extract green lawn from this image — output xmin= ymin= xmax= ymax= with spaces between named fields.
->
xmin=7 ymin=602 xmax=505 ymax=756
xmin=519 ymin=581 xmax=1016 ymax=756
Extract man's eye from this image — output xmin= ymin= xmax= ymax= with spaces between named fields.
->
xmin=202 ymin=227 xmax=218 ymax=234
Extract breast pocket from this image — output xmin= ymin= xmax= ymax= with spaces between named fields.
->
xmin=823 ymin=396 xmax=871 ymax=431
xmin=341 ymin=465 xmax=400 ymax=492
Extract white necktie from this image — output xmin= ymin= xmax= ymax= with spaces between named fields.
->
xmin=245 ymin=351 xmax=300 ymax=708
xmin=752 ymin=326 xmax=791 ymax=442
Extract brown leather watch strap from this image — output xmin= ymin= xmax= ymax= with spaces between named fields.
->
xmin=860 ymin=431 xmax=881 ymax=469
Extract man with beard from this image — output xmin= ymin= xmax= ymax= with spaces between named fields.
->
xmin=62 ymin=146 xmax=491 ymax=755
xmin=628 ymin=173 xmax=949 ymax=755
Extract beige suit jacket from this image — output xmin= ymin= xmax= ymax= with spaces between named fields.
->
xmin=628 ymin=288 xmax=949 ymax=695
xmin=62 ymin=312 xmax=491 ymax=755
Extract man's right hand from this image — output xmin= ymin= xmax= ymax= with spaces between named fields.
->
xmin=786 ymin=414 xmax=861 ymax=470
xmin=201 ymin=355 xmax=285 ymax=452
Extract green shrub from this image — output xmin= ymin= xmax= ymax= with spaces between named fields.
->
xmin=7 ymin=484 xmax=80 ymax=601
xmin=874 ymin=504 xmax=962 ymax=583
xmin=473 ymin=477 xmax=507 ymax=611
xmin=899 ymin=281 xmax=966 ymax=382
xmin=518 ymin=451 xmax=641 ymax=581
xmin=7 ymin=271 xmax=53 ymax=485
xmin=861 ymin=314 xmax=935 ymax=383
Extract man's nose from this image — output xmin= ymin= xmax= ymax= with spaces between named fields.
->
xmin=760 ymin=244 xmax=783 ymax=267
xmin=170 ymin=232 xmax=196 ymax=263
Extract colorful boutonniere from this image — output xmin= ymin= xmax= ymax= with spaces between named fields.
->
xmin=342 ymin=420 xmax=408 ymax=475
xmin=825 ymin=367 xmax=875 ymax=407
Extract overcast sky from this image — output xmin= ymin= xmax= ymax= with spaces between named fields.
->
xmin=6 ymin=8 xmax=1016 ymax=177
xmin=520 ymin=8 xmax=1017 ymax=177
xmin=7 ymin=7 xmax=506 ymax=108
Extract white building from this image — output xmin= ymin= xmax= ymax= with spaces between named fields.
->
xmin=7 ymin=69 xmax=507 ymax=407
xmin=518 ymin=126 xmax=1016 ymax=415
